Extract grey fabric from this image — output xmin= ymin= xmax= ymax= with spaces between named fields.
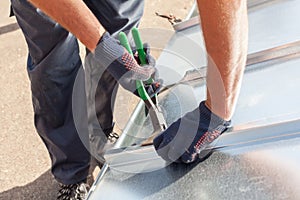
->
xmin=95 ymin=32 xmax=126 ymax=68
xmin=10 ymin=0 xmax=144 ymax=184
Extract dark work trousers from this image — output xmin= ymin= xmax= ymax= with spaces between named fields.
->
xmin=10 ymin=0 xmax=144 ymax=185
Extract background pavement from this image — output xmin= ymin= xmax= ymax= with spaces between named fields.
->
xmin=0 ymin=0 xmax=193 ymax=199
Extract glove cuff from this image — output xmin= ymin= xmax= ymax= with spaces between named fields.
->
xmin=97 ymin=32 xmax=110 ymax=44
xmin=199 ymin=101 xmax=231 ymax=131
xmin=94 ymin=32 xmax=124 ymax=67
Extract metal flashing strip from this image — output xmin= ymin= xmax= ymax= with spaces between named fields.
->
xmin=173 ymin=16 xmax=199 ymax=32
xmin=209 ymin=118 xmax=300 ymax=151
xmin=184 ymin=1 xmax=197 ymax=20
xmin=114 ymin=101 xmax=146 ymax=148
xmin=173 ymin=0 xmax=283 ymax=31
xmin=246 ymin=41 xmax=300 ymax=66
xmin=103 ymin=118 xmax=300 ymax=170
xmin=87 ymin=118 xmax=300 ymax=200
xmin=247 ymin=0 xmax=280 ymax=8
xmin=158 ymin=40 xmax=300 ymax=93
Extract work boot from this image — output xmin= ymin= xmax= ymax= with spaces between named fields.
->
xmin=57 ymin=181 xmax=90 ymax=200
xmin=104 ymin=124 xmax=119 ymax=144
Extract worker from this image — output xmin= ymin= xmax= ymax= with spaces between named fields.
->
xmin=10 ymin=0 xmax=158 ymax=199
xmin=154 ymin=0 xmax=248 ymax=163
xmin=11 ymin=0 xmax=248 ymax=199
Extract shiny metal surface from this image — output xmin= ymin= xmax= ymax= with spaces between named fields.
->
xmin=247 ymin=0 xmax=300 ymax=53
xmin=157 ymin=0 xmax=300 ymax=88
xmin=156 ymin=40 xmax=300 ymax=95
xmin=103 ymin=118 xmax=300 ymax=174
xmin=246 ymin=41 xmax=300 ymax=66
xmin=173 ymin=0 xmax=287 ymax=31
xmin=173 ymin=16 xmax=199 ymax=32
xmin=90 ymin=138 xmax=300 ymax=200
xmin=89 ymin=54 xmax=300 ymax=199
xmin=88 ymin=1 xmax=300 ymax=199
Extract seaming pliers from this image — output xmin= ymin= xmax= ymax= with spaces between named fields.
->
xmin=118 ymin=28 xmax=167 ymax=145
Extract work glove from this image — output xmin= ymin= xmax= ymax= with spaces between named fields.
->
xmin=132 ymin=43 xmax=162 ymax=98
xmin=153 ymin=101 xmax=231 ymax=164
xmin=132 ymin=43 xmax=156 ymax=70
xmin=94 ymin=32 xmax=161 ymax=96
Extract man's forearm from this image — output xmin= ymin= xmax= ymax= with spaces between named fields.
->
xmin=197 ymin=0 xmax=248 ymax=120
xmin=29 ymin=0 xmax=105 ymax=51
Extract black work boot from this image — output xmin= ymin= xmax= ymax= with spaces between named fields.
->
xmin=57 ymin=181 xmax=90 ymax=200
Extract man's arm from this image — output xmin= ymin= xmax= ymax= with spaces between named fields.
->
xmin=28 ymin=0 xmax=161 ymax=94
xmin=28 ymin=0 xmax=105 ymax=51
xmin=198 ymin=0 xmax=248 ymax=120
xmin=154 ymin=0 xmax=248 ymax=163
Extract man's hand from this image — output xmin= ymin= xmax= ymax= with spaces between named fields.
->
xmin=95 ymin=32 xmax=156 ymax=81
xmin=94 ymin=32 xmax=161 ymax=94
xmin=132 ymin=43 xmax=162 ymax=97
xmin=153 ymin=101 xmax=230 ymax=164
xmin=132 ymin=43 xmax=157 ymax=79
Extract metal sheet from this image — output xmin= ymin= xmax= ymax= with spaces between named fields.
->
xmin=104 ymin=118 xmax=300 ymax=173
xmin=90 ymin=138 xmax=300 ymax=200
xmin=88 ymin=56 xmax=300 ymax=199
xmin=160 ymin=0 xmax=300 ymax=82
xmin=173 ymin=0 xmax=282 ymax=31
xmin=87 ymin=1 xmax=300 ymax=199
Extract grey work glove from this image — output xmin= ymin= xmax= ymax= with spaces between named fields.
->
xmin=94 ymin=32 xmax=161 ymax=94
xmin=132 ymin=43 xmax=156 ymax=73
xmin=132 ymin=43 xmax=162 ymax=98
xmin=153 ymin=101 xmax=231 ymax=164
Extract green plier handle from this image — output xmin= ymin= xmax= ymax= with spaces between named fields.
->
xmin=119 ymin=29 xmax=167 ymax=132
xmin=118 ymin=29 xmax=153 ymax=101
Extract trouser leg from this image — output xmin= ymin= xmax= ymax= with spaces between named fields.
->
xmin=10 ymin=0 xmax=90 ymax=184
xmin=11 ymin=0 xmax=145 ymax=182
xmin=83 ymin=0 xmax=145 ymax=162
